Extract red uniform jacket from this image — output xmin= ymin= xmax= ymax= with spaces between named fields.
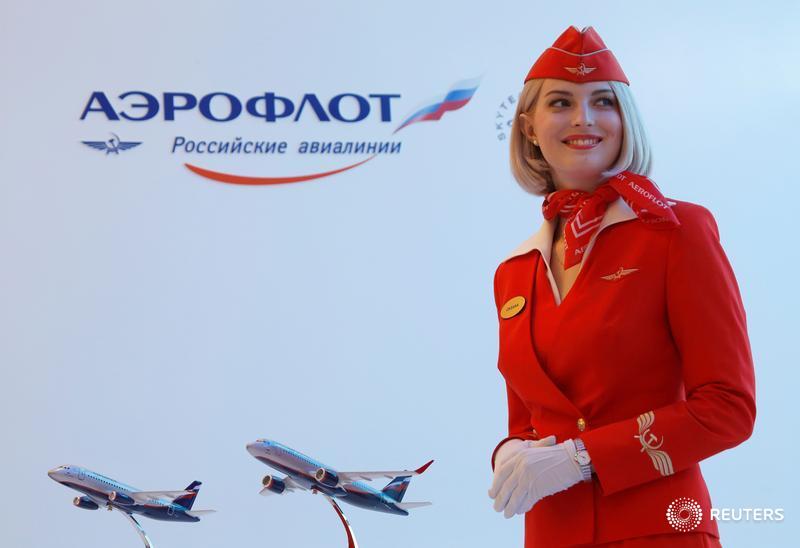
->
xmin=491 ymin=197 xmax=756 ymax=547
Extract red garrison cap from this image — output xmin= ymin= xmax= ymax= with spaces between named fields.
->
xmin=524 ymin=25 xmax=629 ymax=85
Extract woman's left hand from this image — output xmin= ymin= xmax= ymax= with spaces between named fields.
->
xmin=488 ymin=437 xmax=584 ymax=518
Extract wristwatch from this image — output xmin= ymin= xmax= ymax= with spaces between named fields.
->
xmin=573 ymin=438 xmax=593 ymax=482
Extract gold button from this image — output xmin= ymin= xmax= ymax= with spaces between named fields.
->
xmin=577 ymin=418 xmax=586 ymax=432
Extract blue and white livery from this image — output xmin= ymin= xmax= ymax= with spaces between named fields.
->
xmin=48 ymin=465 xmax=214 ymax=522
xmin=246 ymin=439 xmax=433 ymax=516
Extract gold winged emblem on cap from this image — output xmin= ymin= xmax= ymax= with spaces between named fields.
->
xmin=564 ymin=63 xmax=597 ymax=77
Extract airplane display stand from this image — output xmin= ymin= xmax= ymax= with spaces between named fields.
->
xmin=117 ymin=509 xmax=155 ymax=548
xmin=323 ymin=495 xmax=359 ymax=548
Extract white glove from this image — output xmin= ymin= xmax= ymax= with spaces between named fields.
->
xmin=488 ymin=435 xmax=557 ymax=514
xmin=493 ymin=438 xmax=528 ymax=470
xmin=488 ymin=437 xmax=584 ymax=518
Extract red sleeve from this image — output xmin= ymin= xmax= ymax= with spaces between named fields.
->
xmin=491 ymin=264 xmax=540 ymax=471
xmin=580 ymin=204 xmax=756 ymax=495
xmin=491 ymin=384 xmax=541 ymax=470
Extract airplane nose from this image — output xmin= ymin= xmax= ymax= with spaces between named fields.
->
xmin=246 ymin=442 xmax=259 ymax=455
xmin=48 ymin=468 xmax=60 ymax=480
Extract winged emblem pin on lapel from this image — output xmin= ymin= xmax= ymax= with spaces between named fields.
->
xmin=600 ymin=266 xmax=639 ymax=281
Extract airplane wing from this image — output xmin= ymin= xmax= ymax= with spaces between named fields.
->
xmin=337 ymin=460 xmax=434 ymax=483
xmin=395 ymin=502 xmax=432 ymax=510
xmin=185 ymin=509 xmax=216 ymax=517
xmin=284 ymin=476 xmax=305 ymax=492
xmin=87 ymin=494 xmax=108 ymax=506
xmin=129 ymin=490 xmax=193 ymax=504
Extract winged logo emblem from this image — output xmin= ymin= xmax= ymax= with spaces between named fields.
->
xmin=82 ymin=133 xmax=142 ymax=155
xmin=601 ymin=266 xmax=639 ymax=281
xmin=564 ymin=63 xmax=597 ymax=77
xmin=634 ymin=411 xmax=674 ymax=477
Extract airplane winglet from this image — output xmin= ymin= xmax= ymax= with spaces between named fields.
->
xmin=415 ymin=460 xmax=434 ymax=475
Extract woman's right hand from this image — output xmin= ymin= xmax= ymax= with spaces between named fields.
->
xmin=489 ymin=435 xmax=558 ymax=509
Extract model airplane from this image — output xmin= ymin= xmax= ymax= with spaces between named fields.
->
xmin=48 ymin=465 xmax=214 ymax=522
xmin=246 ymin=439 xmax=433 ymax=516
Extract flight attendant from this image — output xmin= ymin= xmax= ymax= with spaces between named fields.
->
xmin=486 ymin=26 xmax=756 ymax=547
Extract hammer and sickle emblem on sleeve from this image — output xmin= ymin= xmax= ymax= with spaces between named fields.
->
xmin=634 ymin=411 xmax=674 ymax=476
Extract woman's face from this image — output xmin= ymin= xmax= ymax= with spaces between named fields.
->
xmin=519 ymin=79 xmax=622 ymax=191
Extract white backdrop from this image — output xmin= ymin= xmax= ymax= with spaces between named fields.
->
xmin=1 ymin=1 xmax=797 ymax=547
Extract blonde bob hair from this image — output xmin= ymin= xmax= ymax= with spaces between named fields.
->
xmin=509 ymin=79 xmax=653 ymax=196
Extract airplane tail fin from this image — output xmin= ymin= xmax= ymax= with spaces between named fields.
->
xmin=381 ymin=459 xmax=433 ymax=503
xmin=173 ymin=481 xmax=202 ymax=510
xmin=381 ymin=476 xmax=412 ymax=503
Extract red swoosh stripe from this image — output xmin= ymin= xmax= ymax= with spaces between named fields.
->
xmin=184 ymin=155 xmax=377 ymax=185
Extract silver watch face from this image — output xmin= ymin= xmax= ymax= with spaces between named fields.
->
xmin=576 ymin=451 xmax=591 ymax=466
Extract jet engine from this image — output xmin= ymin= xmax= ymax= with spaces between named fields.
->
xmin=109 ymin=491 xmax=135 ymax=505
xmin=315 ymin=467 xmax=340 ymax=488
xmin=73 ymin=496 xmax=99 ymax=510
xmin=261 ymin=475 xmax=286 ymax=494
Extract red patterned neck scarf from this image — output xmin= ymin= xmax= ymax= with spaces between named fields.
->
xmin=542 ymin=171 xmax=679 ymax=268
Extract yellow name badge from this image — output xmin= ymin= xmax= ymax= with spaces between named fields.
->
xmin=500 ymin=296 xmax=526 ymax=319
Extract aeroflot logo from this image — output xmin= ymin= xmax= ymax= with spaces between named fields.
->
xmin=80 ymin=92 xmax=401 ymax=123
xmin=79 ymin=78 xmax=481 ymax=185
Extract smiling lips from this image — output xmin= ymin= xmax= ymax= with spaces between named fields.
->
xmin=562 ymin=134 xmax=603 ymax=150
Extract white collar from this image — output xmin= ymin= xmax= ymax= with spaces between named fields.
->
xmin=503 ymin=197 xmax=639 ymax=263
